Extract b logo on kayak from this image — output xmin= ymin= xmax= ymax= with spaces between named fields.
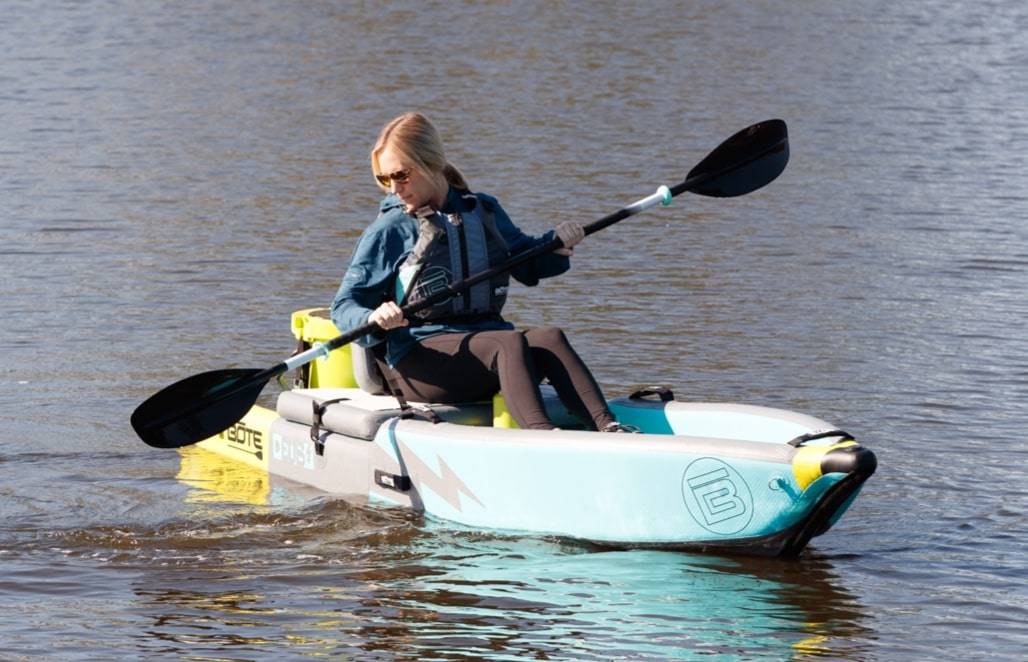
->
xmin=681 ymin=458 xmax=753 ymax=535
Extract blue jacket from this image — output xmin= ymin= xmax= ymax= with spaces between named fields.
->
xmin=331 ymin=187 xmax=570 ymax=367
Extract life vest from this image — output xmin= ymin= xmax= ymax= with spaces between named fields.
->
xmin=395 ymin=194 xmax=510 ymax=322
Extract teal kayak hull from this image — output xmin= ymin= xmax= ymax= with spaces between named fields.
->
xmin=217 ymin=387 xmax=877 ymax=557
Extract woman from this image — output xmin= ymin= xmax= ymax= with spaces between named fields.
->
xmin=332 ymin=112 xmax=632 ymax=432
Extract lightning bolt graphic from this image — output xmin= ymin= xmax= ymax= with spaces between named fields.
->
xmin=395 ymin=439 xmax=485 ymax=511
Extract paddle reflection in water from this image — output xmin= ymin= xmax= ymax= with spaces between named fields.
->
xmin=120 ymin=448 xmax=871 ymax=659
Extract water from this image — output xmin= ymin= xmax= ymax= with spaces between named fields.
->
xmin=2 ymin=0 xmax=1026 ymax=659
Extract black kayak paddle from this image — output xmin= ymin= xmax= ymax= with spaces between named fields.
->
xmin=132 ymin=119 xmax=789 ymax=448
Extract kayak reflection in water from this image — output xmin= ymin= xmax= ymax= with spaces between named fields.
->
xmin=331 ymin=112 xmax=631 ymax=432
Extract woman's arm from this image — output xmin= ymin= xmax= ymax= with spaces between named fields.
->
xmin=483 ymin=195 xmax=572 ymax=286
xmin=330 ymin=216 xmax=413 ymax=345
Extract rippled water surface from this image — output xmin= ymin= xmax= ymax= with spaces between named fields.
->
xmin=2 ymin=1 xmax=1026 ymax=659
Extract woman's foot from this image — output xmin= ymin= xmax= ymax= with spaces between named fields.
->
xmin=601 ymin=421 xmax=641 ymax=433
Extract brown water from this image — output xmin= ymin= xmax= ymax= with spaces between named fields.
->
xmin=2 ymin=1 xmax=1026 ymax=659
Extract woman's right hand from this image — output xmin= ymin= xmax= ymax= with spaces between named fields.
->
xmin=369 ymin=301 xmax=409 ymax=330
xmin=554 ymin=221 xmax=585 ymax=256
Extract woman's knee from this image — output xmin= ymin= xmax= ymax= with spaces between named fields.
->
xmin=525 ymin=326 xmax=569 ymax=349
xmin=467 ymin=330 xmax=531 ymax=361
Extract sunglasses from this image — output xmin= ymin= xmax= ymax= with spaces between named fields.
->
xmin=375 ymin=168 xmax=412 ymax=187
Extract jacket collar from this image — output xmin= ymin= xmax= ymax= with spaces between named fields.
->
xmin=379 ymin=187 xmax=476 ymax=216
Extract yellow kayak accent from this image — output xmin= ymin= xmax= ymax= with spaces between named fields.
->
xmin=291 ymin=307 xmax=356 ymax=388
xmin=196 ymin=404 xmax=278 ymax=472
xmin=792 ymin=440 xmax=859 ymax=490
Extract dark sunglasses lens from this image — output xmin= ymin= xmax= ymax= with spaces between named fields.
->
xmin=376 ymin=169 xmax=410 ymax=186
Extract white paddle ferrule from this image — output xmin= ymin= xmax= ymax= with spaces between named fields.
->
xmin=624 ymin=185 xmax=673 ymax=214
xmin=284 ymin=342 xmax=331 ymax=371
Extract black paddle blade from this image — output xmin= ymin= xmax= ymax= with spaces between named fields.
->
xmin=680 ymin=119 xmax=789 ymax=198
xmin=131 ymin=368 xmax=269 ymax=449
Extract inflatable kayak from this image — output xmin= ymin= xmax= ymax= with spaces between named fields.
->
xmin=191 ymin=309 xmax=876 ymax=557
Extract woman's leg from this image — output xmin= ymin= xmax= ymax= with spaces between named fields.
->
xmin=393 ymin=330 xmax=555 ymax=430
xmin=523 ymin=326 xmax=616 ymax=431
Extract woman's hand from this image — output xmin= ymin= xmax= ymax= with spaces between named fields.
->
xmin=369 ymin=301 xmax=408 ymax=330
xmin=554 ymin=221 xmax=585 ymax=256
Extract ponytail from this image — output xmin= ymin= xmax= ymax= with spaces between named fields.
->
xmin=442 ymin=163 xmax=469 ymax=191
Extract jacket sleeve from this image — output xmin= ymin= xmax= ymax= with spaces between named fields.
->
xmin=486 ymin=196 xmax=570 ymax=287
xmin=330 ymin=218 xmax=410 ymax=347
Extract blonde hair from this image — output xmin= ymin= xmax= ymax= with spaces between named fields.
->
xmin=371 ymin=112 xmax=469 ymax=192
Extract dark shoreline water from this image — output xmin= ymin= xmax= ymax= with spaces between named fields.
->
xmin=2 ymin=1 xmax=1026 ymax=659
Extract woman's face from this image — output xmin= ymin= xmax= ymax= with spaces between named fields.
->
xmin=376 ymin=146 xmax=444 ymax=213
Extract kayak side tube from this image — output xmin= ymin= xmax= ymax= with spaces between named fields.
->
xmin=362 ymin=416 xmax=874 ymax=556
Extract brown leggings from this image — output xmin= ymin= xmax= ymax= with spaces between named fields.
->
xmin=392 ymin=327 xmax=615 ymax=430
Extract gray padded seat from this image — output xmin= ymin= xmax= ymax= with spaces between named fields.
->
xmin=277 ymin=388 xmax=493 ymax=440
xmin=277 ymin=385 xmax=581 ymax=441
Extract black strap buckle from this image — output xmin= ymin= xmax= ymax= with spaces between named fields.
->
xmin=310 ymin=397 xmax=350 ymax=455
xmin=375 ymin=469 xmax=412 ymax=492
xmin=400 ymin=405 xmax=443 ymax=424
